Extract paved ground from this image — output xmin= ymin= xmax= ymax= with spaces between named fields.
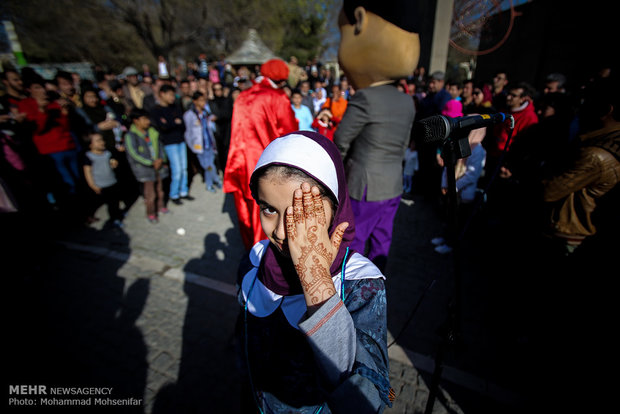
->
xmin=6 ymin=175 xmax=617 ymax=413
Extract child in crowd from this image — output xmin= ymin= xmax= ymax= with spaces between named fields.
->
xmin=124 ymin=109 xmax=169 ymax=223
xmin=442 ymin=80 xmax=464 ymax=118
xmin=436 ymin=81 xmax=465 ymax=169
xmin=311 ymin=81 xmax=327 ymax=115
xmin=151 ymin=84 xmax=190 ymax=204
xmin=237 ymin=131 xmax=393 ymax=412
xmin=290 ymin=90 xmax=314 ymax=131
xmin=183 ymin=91 xmax=221 ymax=193
xmin=311 ymin=108 xmax=339 ymax=141
xmin=82 ymin=132 xmax=123 ymax=227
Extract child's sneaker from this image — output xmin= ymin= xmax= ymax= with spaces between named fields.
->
xmin=147 ymin=215 xmax=158 ymax=224
xmin=159 ymin=207 xmax=170 ymax=214
xmin=431 ymin=237 xmax=445 ymax=246
xmin=434 ymin=244 xmax=453 ymax=254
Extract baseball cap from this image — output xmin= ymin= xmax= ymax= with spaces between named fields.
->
xmin=122 ymin=66 xmax=139 ymax=77
xmin=430 ymin=71 xmax=445 ymax=81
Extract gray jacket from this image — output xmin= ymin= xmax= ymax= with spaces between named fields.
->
xmin=334 ymin=84 xmax=415 ymax=201
xmin=124 ymin=125 xmax=169 ymax=183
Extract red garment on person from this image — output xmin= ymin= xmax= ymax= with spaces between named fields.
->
xmin=492 ymin=101 xmax=538 ymax=156
xmin=18 ymin=98 xmax=76 ymax=155
xmin=223 ymin=77 xmax=298 ymax=250
xmin=311 ymin=117 xmax=340 ymax=141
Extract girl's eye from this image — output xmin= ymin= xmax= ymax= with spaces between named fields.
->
xmin=261 ymin=207 xmax=277 ymax=217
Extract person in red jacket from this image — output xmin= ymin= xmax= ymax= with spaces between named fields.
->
xmin=223 ymin=59 xmax=298 ymax=250
xmin=311 ymin=108 xmax=340 ymax=141
xmin=492 ymin=82 xmax=539 ymax=156
xmin=18 ymin=75 xmax=81 ymax=197
xmin=484 ymin=82 xmax=539 ymax=222
xmin=487 ymin=82 xmax=538 ymax=179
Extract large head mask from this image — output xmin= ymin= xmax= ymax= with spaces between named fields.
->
xmin=338 ymin=0 xmax=420 ymax=89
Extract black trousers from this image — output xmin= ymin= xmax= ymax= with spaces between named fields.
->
xmin=89 ymin=183 xmax=122 ymax=221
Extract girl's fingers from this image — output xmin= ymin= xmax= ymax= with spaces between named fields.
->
xmin=301 ymin=182 xmax=318 ymax=244
xmin=312 ymin=186 xmax=326 ymax=226
xmin=301 ymin=182 xmax=315 ymax=223
xmin=331 ymin=222 xmax=349 ymax=251
xmin=293 ymin=188 xmax=304 ymax=226
xmin=286 ymin=206 xmax=296 ymax=241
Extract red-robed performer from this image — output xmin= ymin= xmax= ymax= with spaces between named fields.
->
xmin=223 ymin=58 xmax=299 ymax=250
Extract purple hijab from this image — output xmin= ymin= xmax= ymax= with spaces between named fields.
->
xmin=249 ymin=131 xmax=356 ymax=296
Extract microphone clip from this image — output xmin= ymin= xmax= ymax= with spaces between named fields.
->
xmin=443 ymin=136 xmax=471 ymax=161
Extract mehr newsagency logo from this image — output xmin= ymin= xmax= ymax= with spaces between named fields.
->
xmin=9 ymin=385 xmax=142 ymax=407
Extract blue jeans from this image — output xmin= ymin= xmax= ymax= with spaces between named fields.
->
xmin=48 ymin=149 xmax=80 ymax=195
xmin=403 ymin=174 xmax=413 ymax=193
xmin=196 ymin=148 xmax=220 ymax=189
xmin=164 ymin=142 xmax=189 ymax=199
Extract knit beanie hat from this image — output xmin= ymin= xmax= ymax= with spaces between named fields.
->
xmin=260 ymin=59 xmax=289 ymax=82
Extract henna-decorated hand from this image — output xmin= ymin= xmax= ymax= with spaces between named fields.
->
xmin=286 ymin=182 xmax=349 ymax=313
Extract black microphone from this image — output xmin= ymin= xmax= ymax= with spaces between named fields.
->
xmin=414 ymin=113 xmax=508 ymax=144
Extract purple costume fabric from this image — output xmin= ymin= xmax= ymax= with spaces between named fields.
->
xmin=249 ymin=130 xmax=356 ymax=296
xmin=350 ymin=187 xmax=401 ymax=270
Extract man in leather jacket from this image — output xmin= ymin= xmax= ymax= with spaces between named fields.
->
xmin=542 ymin=78 xmax=619 ymax=255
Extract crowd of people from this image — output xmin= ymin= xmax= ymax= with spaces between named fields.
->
xmin=402 ymin=65 xmax=618 ymax=261
xmin=0 ymin=55 xmax=357 ymax=227
xmin=1 ymin=58 xmax=618 ymax=258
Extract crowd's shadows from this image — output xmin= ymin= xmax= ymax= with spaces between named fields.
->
xmin=152 ymin=222 xmax=246 ymax=413
xmin=183 ymin=228 xmax=243 ymax=282
xmin=5 ymin=210 xmax=148 ymax=412
xmin=221 ymin=192 xmax=240 ymax=231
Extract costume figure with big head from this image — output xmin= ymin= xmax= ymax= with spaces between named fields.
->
xmin=334 ymin=0 xmax=420 ymax=271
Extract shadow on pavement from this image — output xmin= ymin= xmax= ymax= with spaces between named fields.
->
xmin=182 ymin=229 xmax=244 ymax=285
xmin=151 ymin=230 xmax=243 ymax=413
xmin=5 ymin=209 xmax=149 ymax=412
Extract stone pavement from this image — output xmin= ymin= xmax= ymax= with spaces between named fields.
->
xmin=5 ymin=177 xmax=550 ymax=413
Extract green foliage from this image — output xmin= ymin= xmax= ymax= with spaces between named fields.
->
xmin=276 ymin=0 xmax=340 ymax=64
xmin=278 ymin=10 xmax=325 ymax=64
xmin=0 ymin=0 xmax=340 ymax=72
xmin=1 ymin=0 xmax=148 ymax=71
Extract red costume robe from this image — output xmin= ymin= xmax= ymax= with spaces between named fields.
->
xmin=223 ymin=77 xmax=298 ymax=250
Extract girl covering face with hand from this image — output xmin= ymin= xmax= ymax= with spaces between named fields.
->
xmin=238 ymin=131 xmax=394 ymax=413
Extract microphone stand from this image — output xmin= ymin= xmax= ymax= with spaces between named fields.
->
xmin=424 ymin=135 xmax=470 ymax=414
